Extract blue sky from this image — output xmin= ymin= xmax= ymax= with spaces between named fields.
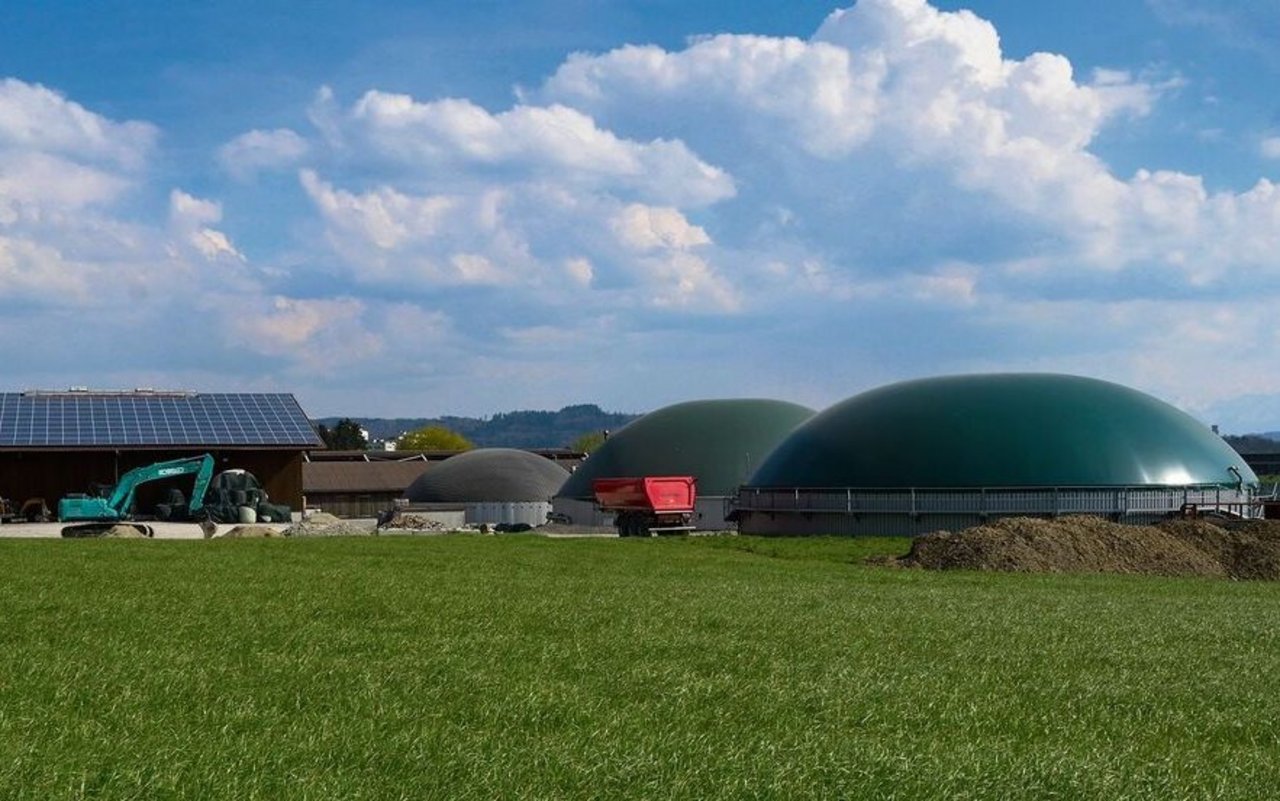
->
xmin=2 ymin=0 xmax=1278 ymax=432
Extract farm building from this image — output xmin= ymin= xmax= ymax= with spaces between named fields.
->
xmin=553 ymin=399 xmax=815 ymax=529
xmin=734 ymin=374 xmax=1259 ymax=535
xmin=404 ymin=448 xmax=570 ymax=526
xmin=303 ymin=459 xmax=432 ymax=518
xmin=0 ymin=389 xmax=322 ymax=516
xmin=1240 ymin=450 xmax=1280 ymax=478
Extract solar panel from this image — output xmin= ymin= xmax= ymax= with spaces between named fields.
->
xmin=0 ymin=392 xmax=324 ymax=448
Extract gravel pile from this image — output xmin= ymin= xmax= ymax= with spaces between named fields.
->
xmin=101 ymin=524 xmax=149 ymax=538
xmin=219 ymin=525 xmax=285 ymax=538
xmin=897 ymin=515 xmax=1280 ymax=580
xmin=377 ymin=511 xmax=450 ymax=533
xmin=284 ymin=512 xmax=376 ymax=537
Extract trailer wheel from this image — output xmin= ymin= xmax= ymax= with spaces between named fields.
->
xmin=619 ymin=514 xmax=648 ymax=538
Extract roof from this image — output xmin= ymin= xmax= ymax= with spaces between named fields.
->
xmin=0 ymin=390 xmax=323 ymax=449
xmin=303 ymin=461 xmax=431 ymax=494
xmin=405 ymin=448 xmax=570 ymax=503
xmin=747 ymin=374 xmax=1259 ymax=489
xmin=557 ymin=399 xmax=815 ymax=499
xmin=307 ymin=448 xmax=584 ymax=470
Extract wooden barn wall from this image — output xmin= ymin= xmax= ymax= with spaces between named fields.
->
xmin=305 ymin=492 xmax=400 ymax=519
xmin=0 ymin=450 xmax=304 ymax=514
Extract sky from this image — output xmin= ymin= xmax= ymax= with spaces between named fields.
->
xmin=2 ymin=0 xmax=1279 ymax=432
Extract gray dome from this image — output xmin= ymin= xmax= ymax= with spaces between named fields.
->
xmin=405 ymin=448 xmax=570 ymax=503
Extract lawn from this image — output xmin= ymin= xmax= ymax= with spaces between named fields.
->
xmin=1 ymin=534 xmax=1278 ymax=800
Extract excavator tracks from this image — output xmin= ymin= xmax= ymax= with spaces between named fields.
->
xmin=60 ymin=522 xmax=155 ymax=538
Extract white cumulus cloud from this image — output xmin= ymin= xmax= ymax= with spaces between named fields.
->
xmin=325 ymin=90 xmax=734 ymax=207
xmin=228 ymin=295 xmax=382 ymax=371
xmin=611 ymin=204 xmax=712 ymax=251
xmin=218 ymin=128 xmax=310 ymax=180
xmin=169 ymin=190 xmax=244 ymax=262
xmin=0 ymin=78 xmax=156 ymax=168
xmin=532 ymin=0 xmax=1280 ymax=292
xmin=299 ymin=168 xmax=740 ymax=310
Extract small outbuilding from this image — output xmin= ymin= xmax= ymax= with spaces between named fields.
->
xmin=303 ymin=460 xmax=433 ymax=518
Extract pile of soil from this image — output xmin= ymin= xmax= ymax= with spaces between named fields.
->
xmin=1155 ymin=518 xmax=1280 ymax=580
xmin=283 ymin=512 xmax=375 ymax=538
xmin=897 ymin=516 xmax=1280 ymax=580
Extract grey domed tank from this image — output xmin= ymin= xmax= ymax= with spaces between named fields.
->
xmin=406 ymin=448 xmax=569 ymax=526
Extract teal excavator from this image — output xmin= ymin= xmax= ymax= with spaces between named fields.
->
xmin=59 ymin=454 xmax=217 ymax=538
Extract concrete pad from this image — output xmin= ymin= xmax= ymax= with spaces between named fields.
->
xmin=0 ymin=521 xmax=289 ymax=539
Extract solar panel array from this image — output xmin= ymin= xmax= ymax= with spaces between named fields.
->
xmin=0 ymin=393 xmax=324 ymax=448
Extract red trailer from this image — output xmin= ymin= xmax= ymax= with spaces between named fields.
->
xmin=592 ymin=476 xmax=697 ymax=537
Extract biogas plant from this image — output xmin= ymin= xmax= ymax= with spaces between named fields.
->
xmin=731 ymin=374 xmax=1259 ymax=535
xmin=543 ymin=373 xmax=1264 ymax=536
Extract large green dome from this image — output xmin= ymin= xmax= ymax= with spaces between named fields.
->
xmin=558 ymin=399 xmax=815 ymax=499
xmin=747 ymin=374 xmax=1256 ymax=489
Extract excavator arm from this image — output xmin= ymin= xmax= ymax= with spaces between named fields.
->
xmin=106 ymin=455 xmax=215 ymax=519
xmin=60 ymin=454 xmax=215 ymax=526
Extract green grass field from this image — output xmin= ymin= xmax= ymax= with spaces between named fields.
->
xmin=2 ymin=535 xmax=1279 ymax=800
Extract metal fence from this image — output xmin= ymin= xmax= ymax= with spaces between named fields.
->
xmin=734 ymin=484 xmax=1260 ymax=535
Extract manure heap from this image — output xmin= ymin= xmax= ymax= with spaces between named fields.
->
xmin=897 ymin=516 xmax=1280 ymax=580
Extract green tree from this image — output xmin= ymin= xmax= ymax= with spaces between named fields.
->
xmin=397 ymin=425 xmax=474 ymax=452
xmin=317 ymin=418 xmax=368 ymax=450
xmin=569 ymin=430 xmax=607 ymax=454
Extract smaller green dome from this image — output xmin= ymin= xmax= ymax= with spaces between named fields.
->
xmin=748 ymin=374 xmax=1257 ymax=489
xmin=558 ymin=399 xmax=815 ymax=498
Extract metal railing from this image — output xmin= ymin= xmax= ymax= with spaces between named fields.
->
xmin=734 ymin=484 xmax=1259 ymax=520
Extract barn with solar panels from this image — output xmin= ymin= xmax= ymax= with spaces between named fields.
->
xmin=0 ymin=389 xmax=323 ymax=517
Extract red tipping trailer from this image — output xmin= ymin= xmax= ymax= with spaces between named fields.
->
xmin=592 ymin=476 xmax=697 ymax=537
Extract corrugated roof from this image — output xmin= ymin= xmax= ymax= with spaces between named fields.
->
xmin=0 ymin=390 xmax=323 ymax=449
xmin=304 ymin=461 xmax=431 ymax=494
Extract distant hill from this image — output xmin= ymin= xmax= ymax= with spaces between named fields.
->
xmin=313 ymin=404 xmax=639 ymax=449
xmin=1224 ymin=433 xmax=1280 ymax=454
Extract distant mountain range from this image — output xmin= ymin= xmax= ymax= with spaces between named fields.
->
xmin=313 ymin=404 xmax=639 ymax=449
